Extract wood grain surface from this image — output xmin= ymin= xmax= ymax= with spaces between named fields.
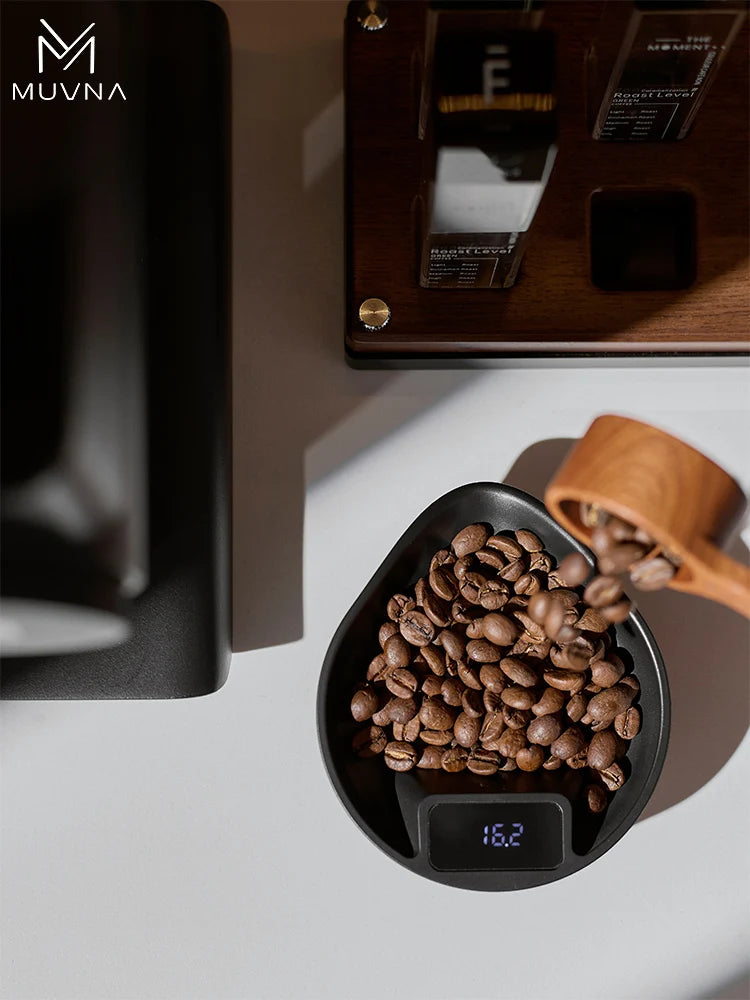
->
xmin=545 ymin=415 xmax=750 ymax=617
xmin=345 ymin=0 xmax=750 ymax=358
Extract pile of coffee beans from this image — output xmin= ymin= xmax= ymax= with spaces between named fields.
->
xmin=580 ymin=503 xmax=680 ymax=593
xmin=350 ymin=523 xmax=643 ymax=814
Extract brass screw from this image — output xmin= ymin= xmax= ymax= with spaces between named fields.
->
xmin=358 ymin=297 xmax=391 ymax=330
xmin=357 ymin=0 xmax=388 ymax=31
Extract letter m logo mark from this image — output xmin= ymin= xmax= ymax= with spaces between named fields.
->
xmin=38 ymin=19 xmax=95 ymax=73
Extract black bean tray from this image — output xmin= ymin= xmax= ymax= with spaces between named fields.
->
xmin=318 ymin=484 xmax=670 ymax=890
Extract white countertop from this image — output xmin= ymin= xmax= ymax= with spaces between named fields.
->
xmin=2 ymin=4 xmax=749 ymax=999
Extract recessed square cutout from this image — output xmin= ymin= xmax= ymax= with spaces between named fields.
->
xmin=590 ymin=189 xmax=696 ymax=291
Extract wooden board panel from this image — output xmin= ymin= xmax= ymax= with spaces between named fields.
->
xmin=345 ymin=0 xmax=749 ymax=359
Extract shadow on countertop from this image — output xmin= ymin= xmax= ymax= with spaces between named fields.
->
xmin=504 ymin=437 xmax=750 ymax=822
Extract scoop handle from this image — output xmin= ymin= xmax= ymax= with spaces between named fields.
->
xmin=674 ymin=540 xmax=750 ymax=618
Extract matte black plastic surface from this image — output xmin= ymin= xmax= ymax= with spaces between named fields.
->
xmin=0 ymin=1 xmax=230 ymax=698
xmin=317 ymin=484 xmax=670 ymax=889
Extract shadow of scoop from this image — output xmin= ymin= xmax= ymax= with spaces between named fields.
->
xmin=504 ymin=438 xmax=750 ymax=821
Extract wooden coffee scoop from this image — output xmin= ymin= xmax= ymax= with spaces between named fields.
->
xmin=545 ymin=415 xmax=750 ymax=619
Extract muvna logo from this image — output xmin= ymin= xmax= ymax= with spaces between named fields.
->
xmin=12 ymin=19 xmax=126 ymax=102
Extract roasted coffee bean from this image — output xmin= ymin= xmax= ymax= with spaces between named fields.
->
xmin=366 ymin=653 xmax=389 ymax=683
xmin=445 ymin=657 xmax=459 ymax=678
xmin=386 ymin=668 xmax=418 ymax=699
xmin=430 ymin=549 xmax=455 ymax=573
xmin=502 ymin=706 xmax=532 ymax=730
xmin=466 ymin=639 xmax=502 ymax=663
xmin=552 ymin=641 xmax=590 ymax=673
xmin=586 ymin=784 xmax=608 ymax=814
xmin=388 ymin=696 xmax=419 ymax=724
xmin=556 ymin=552 xmax=590 ymax=587
xmin=483 ymin=689 xmax=504 ymax=713
xmin=429 ymin=567 xmax=458 ymax=601
xmin=457 ymin=660 xmax=483 ymax=690
xmin=421 ymin=645 xmax=445 ymax=676
xmin=588 ymin=729 xmax=618 ymax=770
xmin=399 ymin=610 xmax=436 ymax=647
xmin=467 ymin=748 xmax=499 ymax=775
xmin=528 ymin=591 xmax=553 ymax=625
xmin=527 ymin=714 xmax=562 ymax=746
xmin=532 ymin=687 xmax=567 ymax=717
xmin=387 ymin=594 xmax=415 ymax=621
xmin=516 ymin=745 xmax=545 ymax=772
xmin=461 ymin=688 xmax=484 ymax=718
xmin=629 ymin=555 xmax=677 ymax=591
xmin=591 ymin=659 xmax=625 ymax=688
xmin=543 ymin=602 xmax=565 ymax=640
xmin=513 ymin=611 xmax=546 ymax=644
xmin=384 ymin=741 xmax=417 ymax=772
xmin=479 ymin=580 xmax=509 ymax=610
xmin=515 ymin=529 xmax=542 ymax=552
xmin=499 ymin=757 xmax=518 ymax=772
xmin=565 ymin=746 xmax=590 ymax=769
xmin=453 ymin=555 xmax=474 ymax=580
xmin=515 ymin=572 xmax=541 ymax=596
xmin=438 ymin=629 xmax=466 ymax=661
xmin=403 ymin=716 xmax=421 ymax=742
xmin=450 ymin=598 xmax=476 ymax=624
xmin=475 ymin=547 xmax=505 ymax=571
xmin=422 ymin=590 xmax=452 ymax=628
xmin=566 ymin=692 xmax=588 ymax=723
xmin=543 ymin=667 xmax=587 ymax=693
xmin=583 ymin=575 xmax=624 ymax=609
xmin=576 ymin=608 xmax=610 ymax=633
xmin=555 ymin=625 xmax=581 ymax=645
xmin=464 ymin=619 xmax=484 ymax=641
xmin=587 ymin=684 xmax=635 ymax=724
xmin=452 ymin=524 xmax=489 ymax=558
xmin=441 ymin=746 xmax=469 ymax=772
xmin=499 ymin=559 xmax=525 ymax=583
xmin=378 ymin=622 xmax=399 ymax=648
xmin=590 ymin=525 xmax=615 ymax=557
xmin=419 ymin=697 xmax=455 ymax=730
xmin=351 ymin=686 xmax=380 ymax=722
xmin=440 ymin=677 xmax=465 ymax=707
xmin=480 ymin=711 xmax=506 ymax=743
xmin=497 ymin=728 xmax=527 ymax=758
xmin=383 ymin=634 xmax=411 ymax=669
xmin=602 ymin=600 xmax=632 ymax=624
xmin=353 ymin=725 xmax=388 ymax=757
xmin=459 ymin=572 xmax=487 ymax=604
xmin=501 ymin=686 xmax=535 ymax=710
xmin=420 ymin=729 xmax=454 ymax=746
xmin=597 ymin=541 xmax=649 ymax=576
xmin=481 ymin=613 xmax=518 ymax=646
xmin=414 ymin=577 xmax=429 ymax=606
xmin=519 ymin=638 xmax=553 ymax=661
xmin=486 ymin=534 xmax=524 ymax=560
xmin=598 ymin=761 xmax=626 ymax=791
xmin=478 ymin=663 xmax=506 ymax=694
xmin=619 ymin=674 xmax=640 ymax=696
xmin=543 ymin=755 xmax=562 ymax=771
xmin=417 ymin=746 xmax=443 ymax=769
xmin=579 ymin=501 xmax=602 ymax=528
xmin=550 ymin=726 xmax=585 ymax=759
xmin=454 ymin=712 xmax=481 ymax=748
xmin=498 ymin=656 xmax=538 ymax=688
xmin=549 ymin=588 xmax=581 ymax=610
xmin=615 ymin=706 xmax=641 ymax=739
xmin=529 ymin=551 xmax=553 ymax=574
xmin=422 ymin=675 xmax=442 ymax=697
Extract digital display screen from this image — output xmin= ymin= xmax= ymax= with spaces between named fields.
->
xmin=428 ymin=801 xmax=564 ymax=872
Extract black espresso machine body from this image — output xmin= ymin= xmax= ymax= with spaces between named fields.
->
xmin=1 ymin=1 xmax=230 ymax=698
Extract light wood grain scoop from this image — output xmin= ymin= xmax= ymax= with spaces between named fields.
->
xmin=545 ymin=415 xmax=750 ymax=618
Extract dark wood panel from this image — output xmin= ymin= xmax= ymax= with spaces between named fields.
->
xmin=345 ymin=0 xmax=749 ymax=359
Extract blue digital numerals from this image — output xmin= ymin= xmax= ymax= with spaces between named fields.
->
xmin=482 ymin=822 xmax=523 ymax=847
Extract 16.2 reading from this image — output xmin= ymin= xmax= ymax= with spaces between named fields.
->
xmin=483 ymin=823 xmax=524 ymax=848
